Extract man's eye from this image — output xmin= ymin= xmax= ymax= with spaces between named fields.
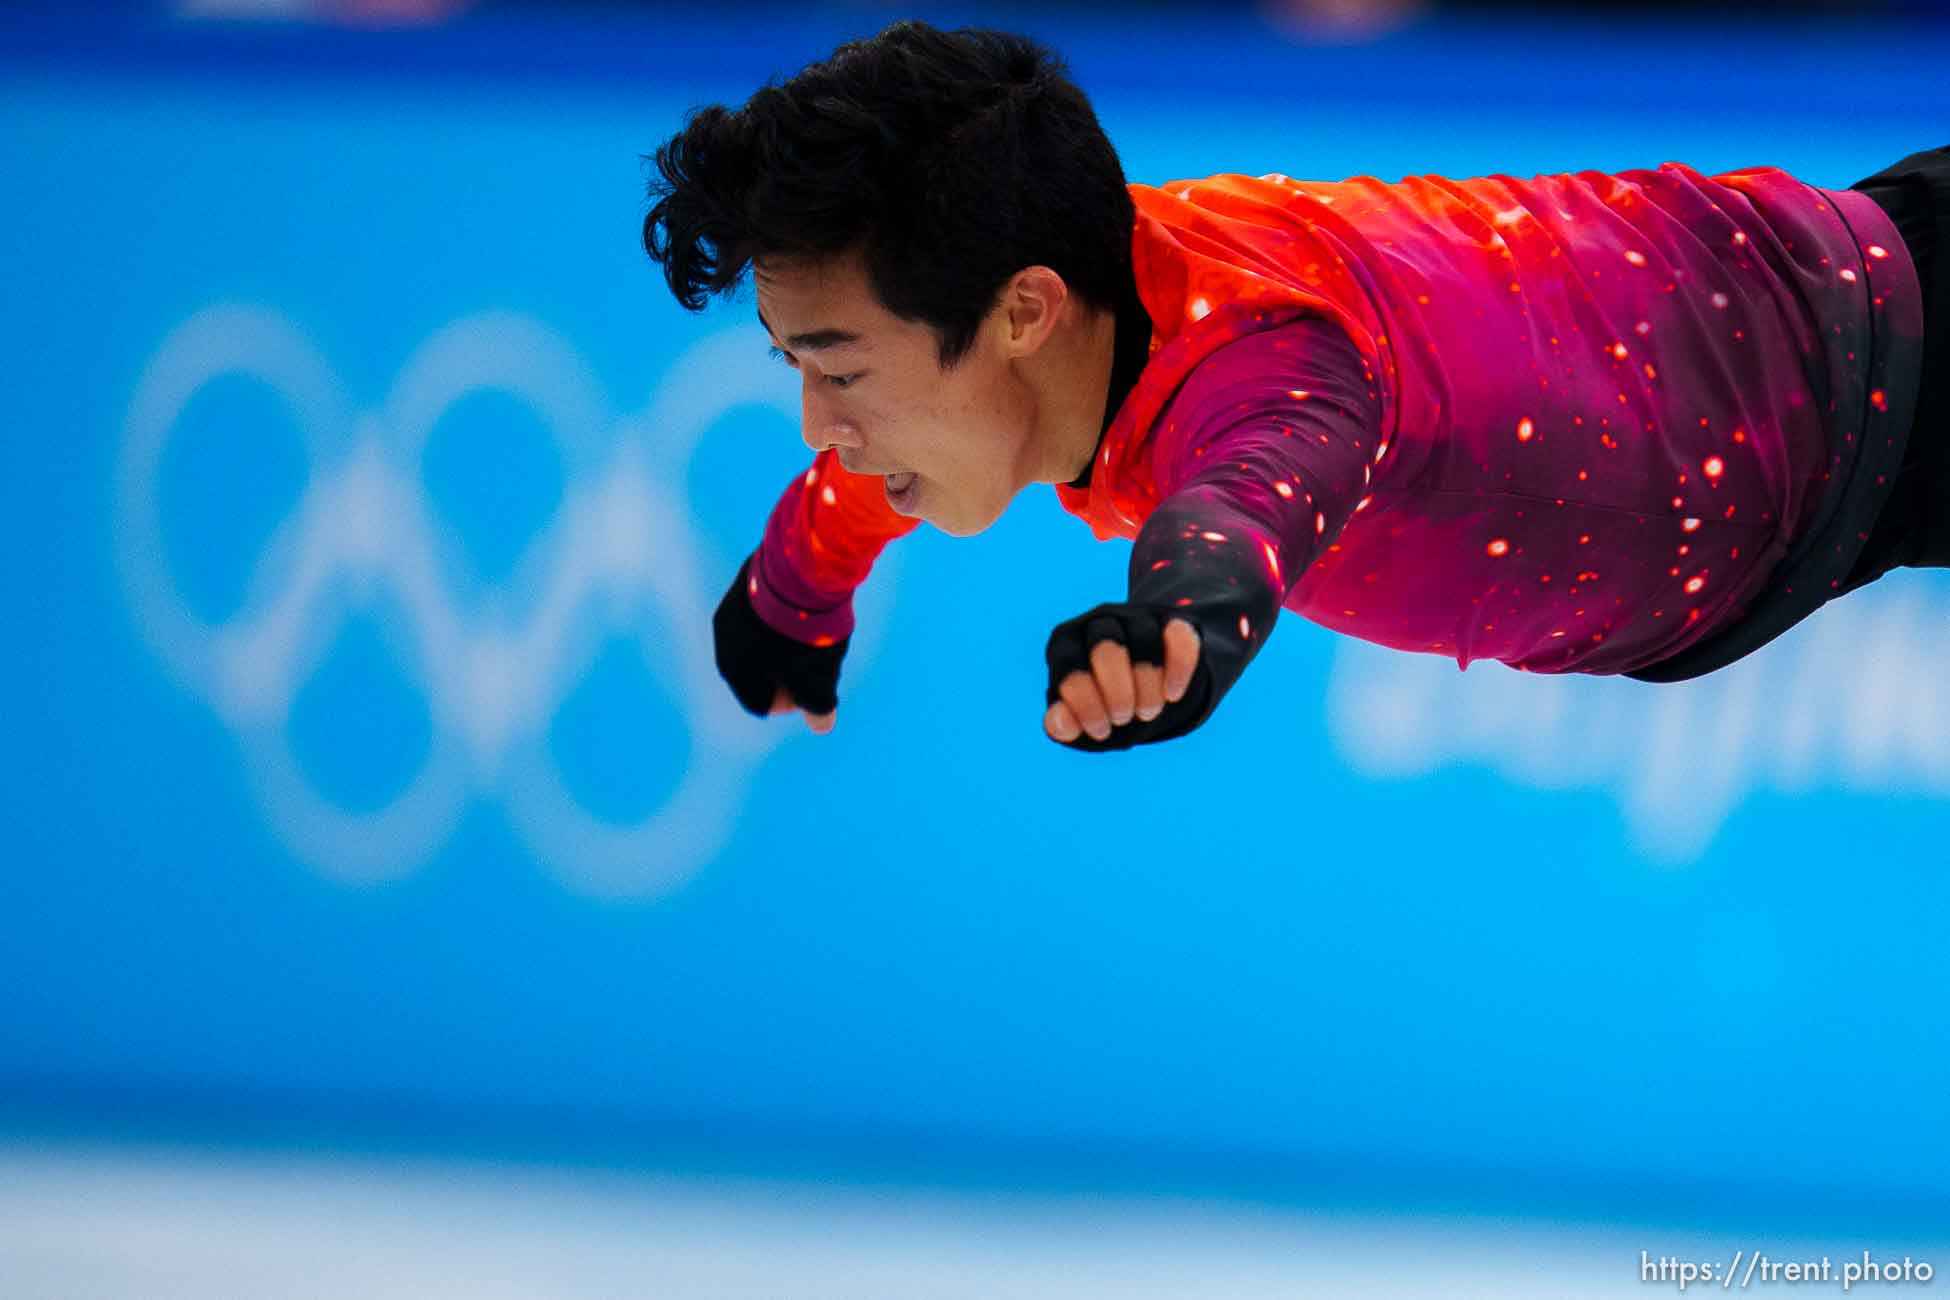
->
xmin=827 ymin=373 xmax=862 ymax=390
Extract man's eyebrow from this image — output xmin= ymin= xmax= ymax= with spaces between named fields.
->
xmin=757 ymin=308 xmax=862 ymax=353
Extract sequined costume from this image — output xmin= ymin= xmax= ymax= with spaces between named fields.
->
xmin=745 ymin=161 xmax=1924 ymax=693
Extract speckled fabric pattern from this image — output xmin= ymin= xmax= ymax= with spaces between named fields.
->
xmin=748 ymin=162 xmax=1925 ymax=682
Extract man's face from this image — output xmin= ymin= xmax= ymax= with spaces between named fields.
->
xmin=753 ymin=249 xmax=1037 ymax=537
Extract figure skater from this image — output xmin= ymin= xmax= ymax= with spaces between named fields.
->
xmin=640 ymin=20 xmax=1941 ymax=751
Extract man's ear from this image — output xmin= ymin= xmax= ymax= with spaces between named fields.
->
xmin=1001 ymin=265 xmax=1070 ymax=356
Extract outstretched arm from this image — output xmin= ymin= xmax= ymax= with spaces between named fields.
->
xmin=1044 ymin=316 xmax=1382 ymax=750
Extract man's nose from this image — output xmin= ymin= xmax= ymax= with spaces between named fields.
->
xmin=801 ymin=383 xmax=862 ymax=454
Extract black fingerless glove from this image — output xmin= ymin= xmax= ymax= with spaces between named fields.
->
xmin=1044 ymin=601 xmax=1213 ymax=751
xmin=1043 ymin=590 xmax=1267 ymax=753
xmin=713 ymin=552 xmax=850 ymax=718
xmin=1044 ymin=487 xmax=1287 ymax=752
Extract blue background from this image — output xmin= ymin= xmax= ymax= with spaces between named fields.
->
xmin=4 ymin=1 xmax=1948 ymax=1238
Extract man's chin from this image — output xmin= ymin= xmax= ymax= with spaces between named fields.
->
xmin=930 ymin=506 xmax=1003 ymax=539
xmin=904 ymin=483 xmax=1012 ymax=537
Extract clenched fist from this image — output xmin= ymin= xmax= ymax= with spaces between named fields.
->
xmin=714 ymin=552 xmax=847 ymax=735
xmin=1043 ymin=602 xmax=1209 ymax=751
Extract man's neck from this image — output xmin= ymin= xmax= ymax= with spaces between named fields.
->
xmin=1030 ymin=298 xmax=1122 ymax=487
xmin=1062 ymin=276 xmax=1152 ymax=490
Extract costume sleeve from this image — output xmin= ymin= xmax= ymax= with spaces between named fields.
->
xmin=1127 ymin=315 xmax=1382 ymax=675
xmin=747 ymin=446 xmax=923 ymax=647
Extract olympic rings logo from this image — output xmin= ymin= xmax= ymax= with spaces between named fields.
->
xmin=115 ymin=305 xmax=897 ymax=899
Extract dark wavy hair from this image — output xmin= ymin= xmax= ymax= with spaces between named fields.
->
xmin=641 ymin=20 xmax=1134 ymax=366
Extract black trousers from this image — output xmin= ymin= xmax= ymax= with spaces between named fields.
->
xmin=1843 ymin=145 xmax=1950 ymax=589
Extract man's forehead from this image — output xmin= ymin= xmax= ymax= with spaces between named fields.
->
xmin=754 ymin=253 xmax=873 ymax=348
xmin=754 ymin=248 xmax=857 ymax=291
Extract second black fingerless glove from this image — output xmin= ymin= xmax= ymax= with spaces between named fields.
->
xmin=1043 ymin=586 xmax=1267 ymax=752
xmin=1044 ymin=489 xmax=1288 ymax=752
xmin=713 ymin=552 xmax=850 ymax=718
xmin=1044 ymin=601 xmax=1212 ymax=750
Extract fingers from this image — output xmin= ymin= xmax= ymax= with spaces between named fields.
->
xmin=772 ymin=685 xmax=835 ymax=734
xmin=1090 ymin=638 xmax=1136 ymax=727
xmin=1055 ymin=636 xmax=1148 ymax=741
xmin=1163 ymin=618 xmax=1201 ymax=703
xmin=1050 ymin=637 xmax=1161 ymax=743
xmin=1132 ymin=661 xmax=1165 ymax=722
xmin=1056 ymin=667 xmax=1112 ymax=742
